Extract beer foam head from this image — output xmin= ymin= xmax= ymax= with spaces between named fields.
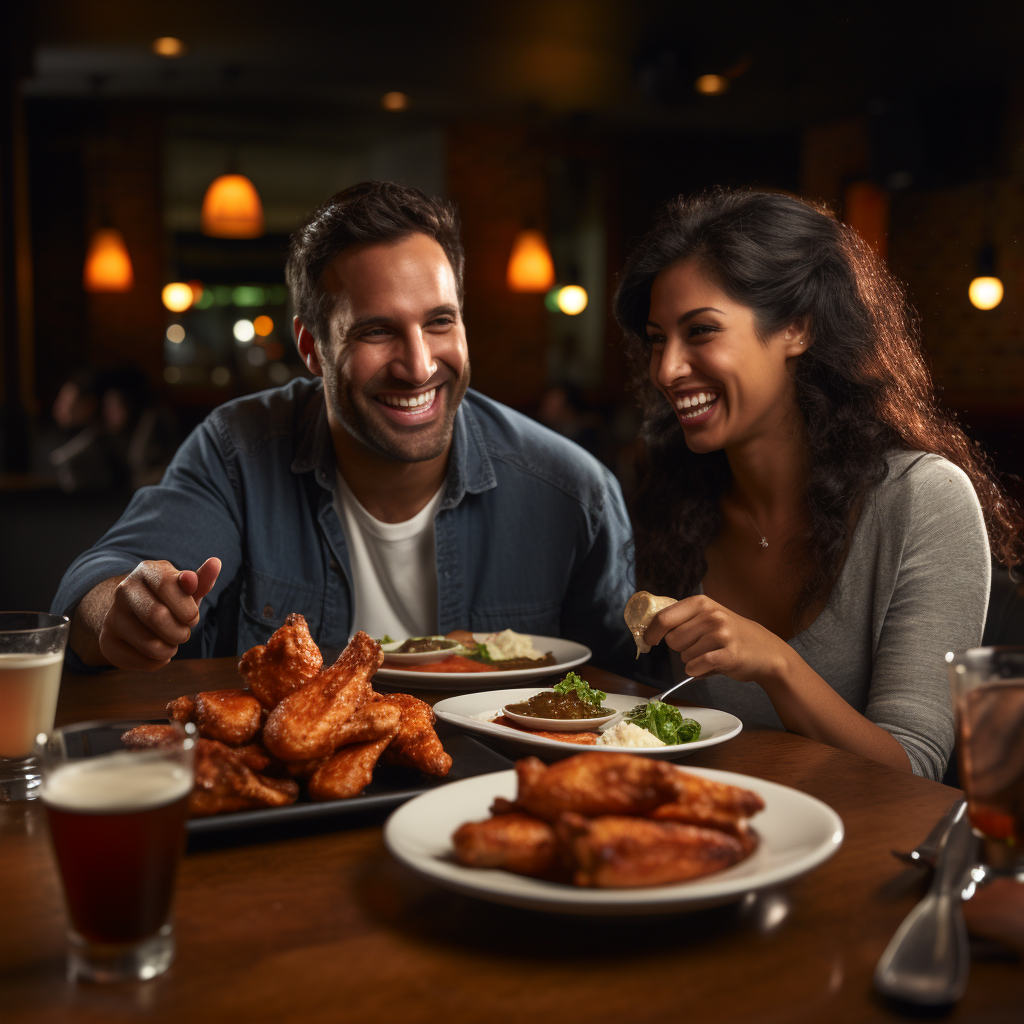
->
xmin=43 ymin=752 xmax=192 ymax=813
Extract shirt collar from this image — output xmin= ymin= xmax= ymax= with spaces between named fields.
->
xmin=290 ymin=381 xmax=497 ymax=505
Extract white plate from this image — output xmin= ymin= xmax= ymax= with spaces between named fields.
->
xmin=374 ymin=634 xmax=591 ymax=690
xmin=384 ymin=767 xmax=844 ymax=915
xmin=433 ymin=687 xmax=742 ymax=759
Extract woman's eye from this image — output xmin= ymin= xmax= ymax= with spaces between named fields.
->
xmin=688 ymin=324 xmax=718 ymax=339
xmin=646 ymin=335 xmax=665 ymax=347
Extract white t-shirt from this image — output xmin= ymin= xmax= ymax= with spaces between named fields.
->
xmin=332 ymin=471 xmax=444 ymax=640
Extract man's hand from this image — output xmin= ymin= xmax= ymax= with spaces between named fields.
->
xmin=73 ymin=558 xmax=221 ymax=670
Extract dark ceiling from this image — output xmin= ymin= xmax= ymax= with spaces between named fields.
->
xmin=24 ymin=0 xmax=1024 ymax=139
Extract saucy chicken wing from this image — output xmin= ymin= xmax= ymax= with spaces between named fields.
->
xmin=166 ymin=694 xmax=196 ymax=724
xmin=193 ymin=688 xmax=263 ymax=746
xmin=452 ymin=812 xmax=564 ymax=880
xmin=556 ymin=812 xmax=748 ymax=888
xmin=121 ymin=723 xmax=182 ymax=749
xmin=189 ymin=738 xmax=299 ymax=817
xmin=262 ymin=631 xmax=382 ymax=761
xmin=374 ymin=692 xmax=452 ymax=777
xmin=238 ymin=612 xmax=324 ymax=710
xmin=512 ymin=753 xmax=684 ymax=822
xmin=307 ymin=734 xmax=395 ymax=800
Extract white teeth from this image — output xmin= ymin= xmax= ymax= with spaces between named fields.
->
xmin=676 ymin=391 xmax=718 ymax=420
xmin=380 ymin=388 xmax=436 ymax=410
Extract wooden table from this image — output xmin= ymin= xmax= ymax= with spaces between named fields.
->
xmin=2 ymin=658 xmax=1022 ymax=1023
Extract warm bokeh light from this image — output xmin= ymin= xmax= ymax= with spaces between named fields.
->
xmin=381 ymin=92 xmax=408 ymax=111
xmin=161 ymin=282 xmax=194 ymax=312
xmin=253 ymin=315 xmax=274 ymax=336
xmin=152 ymin=37 xmax=186 ymax=58
xmin=187 ymin=280 xmax=204 ymax=304
xmin=506 ymin=230 xmax=555 ymax=292
xmin=163 ymin=367 xmax=181 ymax=384
xmin=268 ymin=363 xmax=290 ymax=384
xmin=82 ymin=229 xmax=134 ymax=292
xmin=556 ymin=285 xmax=589 ymax=315
xmin=211 ymin=367 xmax=231 ymax=386
xmin=201 ymin=174 xmax=265 ymax=238
xmin=233 ymin=319 xmax=256 ymax=343
xmin=166 ymin=324 xmax=186 ymax=344
xmin=969 ymin=276 xmax=1004 ymax=310
xmin=695 ymin=74 xmax=728 ymax=95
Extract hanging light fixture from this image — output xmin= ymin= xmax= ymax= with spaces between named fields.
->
xmin=968 ymin=243 xmax=1003 ymax=311
xmin=506 ymin=229 xmax=555 ymax=292
xmin=83 ymin=228 xmax=134 ymax=292
xmin=201 ymin=173 xmax=264 ymax=238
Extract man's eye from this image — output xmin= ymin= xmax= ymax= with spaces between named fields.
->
xmin=429 ymin=317 xmax=455 ymax=327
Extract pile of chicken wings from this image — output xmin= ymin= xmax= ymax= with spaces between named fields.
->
xmin=122 ymin=614 xmax=451 ymax=817
xmin=453 ymin=752 xmax=764 ymax=887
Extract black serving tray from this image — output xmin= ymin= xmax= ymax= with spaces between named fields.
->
xmin=66 ymin=720 xmax=513 ymax=835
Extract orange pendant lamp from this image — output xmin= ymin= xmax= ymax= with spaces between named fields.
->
xmin=506 ymin=229 xmax=555 ymax=292
xmin=83 ymin=228 xmax=135 ymax=292
xmin=201 ymin=173 xmax=265 ymax=238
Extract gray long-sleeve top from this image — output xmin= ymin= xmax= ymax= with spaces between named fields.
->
xmin=675 ymin=450 xmax=991 ymax=780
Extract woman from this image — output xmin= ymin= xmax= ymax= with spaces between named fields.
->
xmin=614 ymin=189 xmax=1022 ymax=780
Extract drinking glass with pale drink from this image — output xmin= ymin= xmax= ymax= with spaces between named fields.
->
xmin=0 ymin=612 xmax=69 ymax=801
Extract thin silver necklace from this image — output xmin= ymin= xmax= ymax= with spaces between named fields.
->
xmin=743 ymin=508 xmax=769 ymax=549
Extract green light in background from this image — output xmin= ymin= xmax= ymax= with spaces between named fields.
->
xmin=213 ymin=286 xmax=234 ymax=306
xmin=232 ymin=286 xmax=265 ymax=307
xmin=544 ymin=287 xmax=562 ymax=313
xmin=269 ymin=285 xmax=288 ymax=305
xmin=196 ymin=289 xmax=215 ymax=309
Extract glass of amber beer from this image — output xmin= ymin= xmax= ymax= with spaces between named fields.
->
xmin=0 ymin=612 xmax=69 ymax=801
xmin=947 ymin=647 xmax=1024 ymax=875
xmin=38 ymin=720 xmax=195 ymax=982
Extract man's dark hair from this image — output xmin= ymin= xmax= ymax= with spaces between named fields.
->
xmin=285 ymin=180 xmax=465 ymax=344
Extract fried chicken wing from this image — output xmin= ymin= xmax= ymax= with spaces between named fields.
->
xmin=511 ymin=753 xmax=684 ymax=822
xmin=232 ymin=742 xmax=285 ymax=776
xmin=649 ymin=772 xmax=764 ymax=853
xmin=556 ymin=812 xmax=749 ymax=888
xmin=452 ymin=812 xmax=565 ymax=880
xmin=192 ymin=688 xmax=263 ymax=746
xmin=374 ymin=692 xmax=452 ymax=777
xmin=166 ymin=694 xmax=196 ymax=723
xmin=262 ymin=631 xmax=382 ymax=761
xmin=491 ymin=715 xmax=598 ymax=745
xmin=238 ymin=612 xmax=324 ymax=710
xmin=188 ymin=738 xmax=299 ymax=817
xmin=121 ymin=724 xmax=181 ymax=749
xmin=307 ymin=734 xmax=394 ymax=800
xmin=333 ymin=701 xmax=401 ymax=746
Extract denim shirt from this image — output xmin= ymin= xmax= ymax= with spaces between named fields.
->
xmin=54 ymin=379 xmax=637 ymax=675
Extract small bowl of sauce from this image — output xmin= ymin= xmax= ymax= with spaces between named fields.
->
xmin=382 ymin=636 xmax=465 ymax=665
xmin=501 ymin=690 xmax=620 ymax=732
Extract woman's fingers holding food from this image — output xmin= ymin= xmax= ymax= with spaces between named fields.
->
xmin=643 ymin=595 xmax=716 ymax=647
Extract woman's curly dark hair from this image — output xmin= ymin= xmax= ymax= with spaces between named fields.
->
xmin=613 ymin=188 xmax=1023 ymax=614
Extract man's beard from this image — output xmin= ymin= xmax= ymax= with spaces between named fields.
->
xmin=324 ymin=360 xmax=471 ymax=464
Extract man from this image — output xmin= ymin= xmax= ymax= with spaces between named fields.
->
xmin=54 ymin=181 xmax=635 ymax=673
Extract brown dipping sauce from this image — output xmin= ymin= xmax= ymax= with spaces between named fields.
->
xmin=395 ymin=637 xmax=458 ymax=654
xmin=504 ymin=691 xmax=610 ymax=720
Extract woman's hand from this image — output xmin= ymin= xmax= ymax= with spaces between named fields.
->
xmin=643 ymin=595 xmax=790 ymax=684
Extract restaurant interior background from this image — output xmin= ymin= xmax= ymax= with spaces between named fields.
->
xmin=2 ymin=1 xmax=1023 ymax=612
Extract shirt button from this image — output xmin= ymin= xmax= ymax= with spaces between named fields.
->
xmin=263 ymin=604 xmax=275 ymax=619
xmin=329 ymin=559 xmax=340 ymax=572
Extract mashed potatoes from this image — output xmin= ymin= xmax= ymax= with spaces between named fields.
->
xmin=597 ymin=721 xmax=666 ymax=748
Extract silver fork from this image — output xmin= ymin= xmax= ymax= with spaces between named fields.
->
xmin=891 ymin=799 xmax=967 ymax=868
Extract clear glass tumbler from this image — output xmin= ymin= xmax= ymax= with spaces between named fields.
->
xmin=0 ymin=612 xmax=69 ymax=801
xmin=38 ymin=720 xmax=195 ymax=982
xmin=947 ymin=646 xmax=1024 ymax=875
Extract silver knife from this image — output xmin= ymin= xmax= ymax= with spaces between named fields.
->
xmin=874 ymin=801 xmax=976 ymax=1005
